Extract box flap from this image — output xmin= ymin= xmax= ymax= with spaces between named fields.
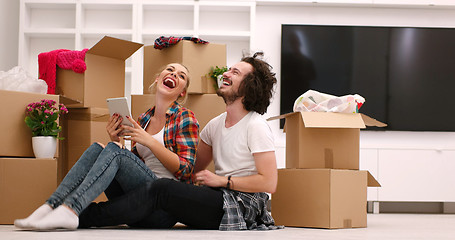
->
xmin=59 ymin=95 xmax=82 ymax=106
xmin=87 ymin=36 xmax=143 ymax=60
xmin=267 ymin=112 xmax=297 ymax=121
xmin=367 ymin=171 xmax=381 ymax=187
xmin=269 ymin=112 xmax=366 ymax=128
xmin=360 ymin=113 xmax=387 ymax=128
xmin=301 ymin=112 xmax=366 ymax=128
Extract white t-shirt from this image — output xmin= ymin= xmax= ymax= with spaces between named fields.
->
xmin=136 ymin=124 xmax=177 ymax=180
xmin=200 ymin=111 xmax=275 ymax=177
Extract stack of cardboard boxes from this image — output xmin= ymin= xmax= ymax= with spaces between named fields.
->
xmin=269 ymin=112 xmax=384 ymax=229
xmin=58 ymin=36 xmax=142 ymax=178
xmin=132 ymin=40 xmax=227 ymax=136
xmin=132 ymin=40 xmax=228 ymax=173
xmin=0 ymin=90 xmax=59 ymax=224
xmin=0 ymin=36 xmax=142 ymax=224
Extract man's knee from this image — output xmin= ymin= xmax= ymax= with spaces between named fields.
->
xmin=148 ymin=178 xmax=174 ymax=197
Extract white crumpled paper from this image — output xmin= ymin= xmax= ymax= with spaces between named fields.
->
xmin=293 ymin=90 xmax=365 ymax=113
xmin=0 ymin=66 xmax=48 ymax=94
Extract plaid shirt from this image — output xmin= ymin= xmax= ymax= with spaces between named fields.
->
xmin=219 ymin=189 xmax=284 ymax=231
xmin=131 ymin=101 xmax=199 ymax=183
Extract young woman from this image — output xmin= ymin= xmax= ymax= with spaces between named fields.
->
xmin=14 ymin=63 xmax=199 ymax=230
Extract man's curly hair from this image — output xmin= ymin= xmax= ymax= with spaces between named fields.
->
xmin=238 ymin=52 xmax=277 ymax=115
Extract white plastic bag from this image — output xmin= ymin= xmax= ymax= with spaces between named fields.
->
xmin=0 ymin=66 xmax=48 ymax=94
xmin=293 ymin=90 xmax=365 ymax=113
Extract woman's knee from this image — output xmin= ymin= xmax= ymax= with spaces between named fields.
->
xmin=94 ymin=142 xmax=105 ymax=148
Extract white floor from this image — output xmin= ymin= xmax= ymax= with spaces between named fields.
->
xmin=1 ymin=214 xmax=454 ymax=240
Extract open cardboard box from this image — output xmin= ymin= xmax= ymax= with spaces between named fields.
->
xmin=56 ymin=36 xmax=143 ymax=108
xmin=0 ymin=158 xmax=57 ymax=224
xmin=0 ymin=89 xmax=60 ymax=157
xmin=271 ymin=168 xmax=380 ymax=229
xmin=268 ymin=112 xmax=386 ymax=169
xmin=143 ymin=40 xmax=226 ymax=94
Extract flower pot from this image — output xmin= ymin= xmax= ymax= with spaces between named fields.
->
xmin=32 ymin=136 xmax=57 ymax=158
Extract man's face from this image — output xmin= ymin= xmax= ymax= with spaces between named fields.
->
xmin=216 ymin=61 xmax=253 ymax=104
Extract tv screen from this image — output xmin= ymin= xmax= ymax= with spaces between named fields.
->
xmin=281 ymin=24 xmax=455 ymax=131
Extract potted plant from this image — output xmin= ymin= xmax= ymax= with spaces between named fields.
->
xmin=209 ymin=66 xmax=228 ymax=91
xmin=24 ymin=99 xmax=68 ymax=158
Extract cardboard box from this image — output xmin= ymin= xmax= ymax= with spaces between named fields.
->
xmin=131 ymin=93 xmax=225 ymax=130
xmin=201 ymin=76 xmax=217 ymax=94
xmin=56 ymin=36 xmax=143 ymax=108
xmin=143 ymin=40 xmax=226 ymax=94
xmin=63 ymin=108 xmax=110 ymax=177
xmin=0 ymin=89 xmax=60 ymax=157
xmin=268 ymin=112 xmax=386 ymax=169
xmin=0 ymin=158 xmax=57 ymax=224
xmin=271 ymin=168 xmax=380 ymax=229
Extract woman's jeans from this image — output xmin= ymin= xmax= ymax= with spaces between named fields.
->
xmin=46 ymin=142 xmax=158 ymax=215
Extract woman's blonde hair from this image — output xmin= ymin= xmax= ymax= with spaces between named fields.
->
xmin=148 ymin=63 xmax=190 ymax=104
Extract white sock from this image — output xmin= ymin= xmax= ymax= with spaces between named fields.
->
xmin=31 ymin=205 xmax=79 ymax=230
xmin=14 ymin=204 xmax=53 ymax=229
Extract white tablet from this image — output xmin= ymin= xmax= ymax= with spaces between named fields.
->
xmin=106 ymin=97 xmax=134 ymax=128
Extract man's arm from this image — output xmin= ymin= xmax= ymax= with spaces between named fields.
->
xmin=194 ymin=151 xmax=277 ymax=193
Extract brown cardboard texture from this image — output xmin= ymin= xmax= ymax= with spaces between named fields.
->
xmin=56 ymin=36 xmax=143 ymax=108
xmin=63 ymin=108 xmax=110 ymax=176
xmin=271 ymin=168 xmax=379 ymax=229
xmin=143 ymin=40 xmax=226 ymax=94
xmin=131 ymin=93 xmax=225 ymax=130
xmin=268 ymin=112 xmax=386 ymax=169
xmin=201 ymin=76 xmax=217 ymax=94
xmin=1 ymin=90 xmax=60 ymax=157
xmin=0 ymin=158 xmax=57 ymax=224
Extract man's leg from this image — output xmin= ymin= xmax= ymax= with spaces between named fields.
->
xmin=79 ymin=179 xmax=224 ymax=230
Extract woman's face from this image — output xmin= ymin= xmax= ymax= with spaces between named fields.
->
xmin=155 ymin=63 xmax=189 ymax=99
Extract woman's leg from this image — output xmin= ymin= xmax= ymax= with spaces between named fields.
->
xmin=14 ymin=142 xmax=104 ymax=229
xmin=46 ymin=142 xmax=104 ymax=208
xmin=32 ymin=142 xmax=157 ymax=230
xmin=64 ymin=142 xmax=157 ymax=215
xmin=79 ymin=179 xmax=224 ymax=230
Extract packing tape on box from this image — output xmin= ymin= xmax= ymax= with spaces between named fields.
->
xmin=344 ymin=219 xmax=353 ymax=228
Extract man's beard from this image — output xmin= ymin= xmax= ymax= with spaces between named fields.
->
xmin=216 ymin=88 xmax=241 ymax=104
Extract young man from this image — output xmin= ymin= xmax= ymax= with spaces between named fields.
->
xmin=78 ymin=52 xmax=281 ymax=230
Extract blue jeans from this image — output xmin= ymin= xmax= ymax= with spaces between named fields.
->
xmin=46 ymin=142 xmax=158 ymax=215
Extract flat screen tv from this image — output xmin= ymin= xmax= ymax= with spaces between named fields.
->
xmin=281 ymin=24 xmax=455 ymax=131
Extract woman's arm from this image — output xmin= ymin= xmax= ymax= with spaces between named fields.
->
xmin=168 ymin=110 xmax=199 ymax=181
xmin=194 ymin=151 xmax=278 ymax=193
xmin=122 ymin=110 xmax=198 ymax=182
xmin=194 ymin=140 xmax=213 ymax=173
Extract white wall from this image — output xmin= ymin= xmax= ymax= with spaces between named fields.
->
xmin=3 ymin=2 xmax=455 ymax=169
xmin=254 ymin=5 xmax=455 ymax=168
xmin=0 ymin=0 xmax=19 ymax=71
